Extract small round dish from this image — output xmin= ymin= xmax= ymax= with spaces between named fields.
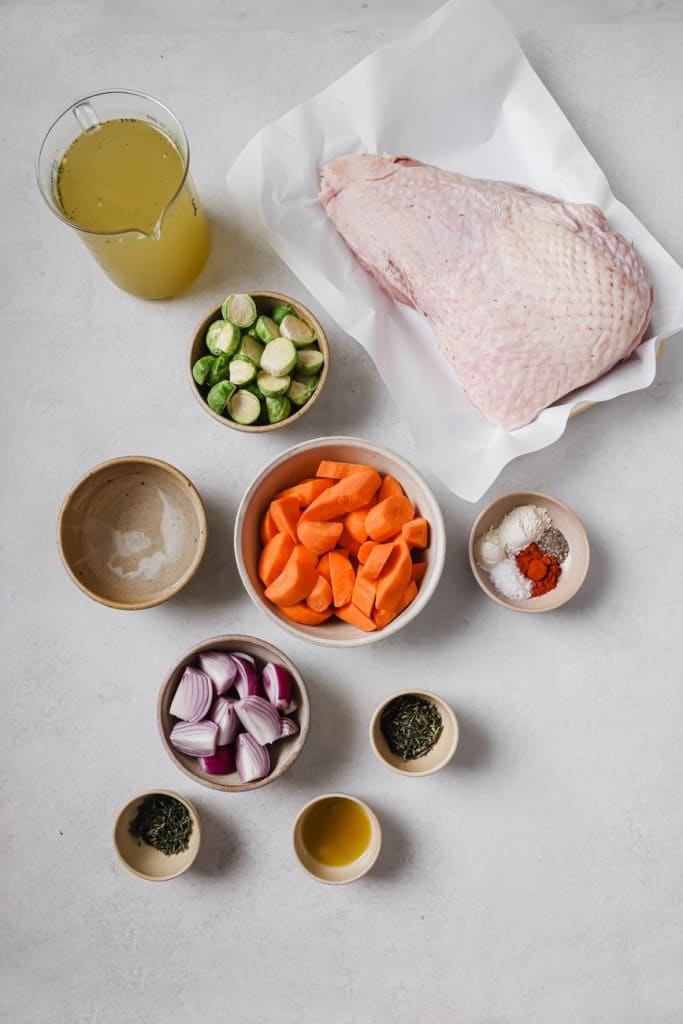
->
xmin=234 ymin=436 xmax=446 ymax=647
xmin=468 ymin=491 xmax=590 ymax=613
xmin=158 ymin=634 xmax=310 ymax=792
xmin=292 ymin=793 xmax=382 ymax=884
xmin=369 ymin=689 xmax=459 ymax=777
xmin=188 ymin=290 xmax=330 ymax=433
xmin=58 ymin=456 xmax=207 ymax=610
xmin=113 ymin=789 xmax=201 ymax=881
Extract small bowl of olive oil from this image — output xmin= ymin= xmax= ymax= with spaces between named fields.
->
xmin=292 ymin=793 xmax=382 ymax=884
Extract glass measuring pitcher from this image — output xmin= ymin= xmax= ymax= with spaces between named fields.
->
xmin=36 ymin=90 xmax=210 ymax=300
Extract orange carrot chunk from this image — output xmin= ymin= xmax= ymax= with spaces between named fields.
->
xmin=375 ymin=540 xmax=413 ymax=612
xmin=365 ymin=495 xmax=414 ymax=542
xmin=281 ymin=603 xmax=334 ymax=626
xmin=316 ymin=460 xmax=375 ymax=480
xmin=273 ymin=478 xmax=335 ymax=506
xmin=297 ymin=519 xmax=344 ymax=555
xmin=360 ymin=542 xmax=394 ymax=580
xmin=374 ymin=580 xmax=418 ymax=629
xmin=351 ymin=574 xmax=376 ymax=618
xmin=264 ymin=545 xmax=318 ymax=606
xmin=306 ymin=575 xmax=333 ymax=613
xmin=300 ymin=469 xmax=382 ymax=522
xmin=338 ymin=527 xmax=361 ymax=557
xmin=318 ymin=553 xmax=331 ymax=581
xmin=401 ymin=517 xmax=429 ymax=549
xmin=411 ymin=561 xmax=427 ymax=582
xmin=259 ymin=508 xmax=278 ymax=545
xmin=378 ymin=475 xmax=405 ymax=502
xmin=269 ymin=495 xmax=301 ymax=542
xmin=357 ymin=541 xmax=376 ymax=564
xmin=344 ymin=507 xmax=370 ymax=544
xmin=328 ymin=550 xmax=355 ymax=607
xmin=258 ymin=532 xmax=295 ymax=586
xmin=335 ymin=603 xmax=377 ymax=632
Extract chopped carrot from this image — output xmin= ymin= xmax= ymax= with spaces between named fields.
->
xmin=335 ymin=603 xmax=377 ymax=632
xmin=338 ymin=527 xmax=361 ymax=557
xmin=281 ymin=603 xmax=333 ymax=626
xmin=360 ymin=542 xmax=394 ymax=580
xmin=273 ymin=478 xmax=334 ymax=507
xmin=316 ymin=460 xmax=375 ymax=480
xmin=357 ymin=540 xmax=375 ymax=564
xmin=378 ymin=475 xmax=404 ymax=502
xmin=264 ymin=545 xmax=318 ymax=606
xmin=366 ymin=495 xmax=414 ymax=542
xmin=351 ymin=574 xmax=376 ymax=617
xmin=411 ymin=561 xmax=427 ymax=582
xmin=306 ymin=575 xmax=333 ymax=613
xmin=300 ymin=469 xmax=382 ymax=522
xmin=375 ymin=540 xmax=413 ymax=611
xmin=328 ymin=550 xmax=355 ymax=607
xmin=258 ymin=532 xmax=295 ymax=586
xmin=374 ymin=580 xmax=418 ymax=629
xmin=401 ymin=517 xmax=429 ymax=549
xmin=269 ymin=495 xmax=300 ymax=542
xmin=297 ymin=519 xmax=343 ymax=555
xmin=344 ymin=507 xmax=370 ymax=543
xmin=259 ymin=508 xmax=278 ymax=545
xmin=318 ymin=553 xmax=331 ymax=581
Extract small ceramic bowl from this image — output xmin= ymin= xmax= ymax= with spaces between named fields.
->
xmin=292 ymin=793 xmax=382 ymax=884
xmin=188 ymin=290 xmax=330 ymax=433
xmin=234 ymin=436 xmax=447 ymax=647
xmin=58 ymin=456 xmax=207 ymax=610
xmin=158 ymin=634 xmax=310 ymax=792
xmin=369 ymin=689 xmax=459 ymax=777
xmin=468 ymin=491 xmax=590 ymax=613
xmin=113 ymin=789 xmax=201 ymax=881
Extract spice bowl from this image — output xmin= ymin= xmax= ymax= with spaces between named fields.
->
xmin=113 ymin=789 xmax=201 ymax=881
xmin=468 ymin=491 xmax=590 ymax=613
xmin=157 ymin=634 xmax=310 ymax=792
xmin=292 ymin=793 xmax=382 ymax=884
xmin=188 ymin=290 xmax=330 ymax=433
xmin=58 ymin=456 xmax=208 ymax=610
xmin=234 ymin=436 xmax=447 ymax=647
xmin=369 ymin=689 xmax=459 ymax=777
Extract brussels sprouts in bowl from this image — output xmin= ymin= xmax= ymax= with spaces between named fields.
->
xmin=189 ymin=291 xmax=330 ymax=433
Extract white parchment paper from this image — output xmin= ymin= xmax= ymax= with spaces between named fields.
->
xmin=227 ymin=0 xmax=683 ymax=501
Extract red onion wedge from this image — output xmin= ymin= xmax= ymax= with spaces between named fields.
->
xmin=262 ymin=662 xmax=296 ymax=714
xmin=235 ymin=695 xmax=282 ymax=745
xmin=169 ymin=667 xmax=213 ymax=723
xmin=170 ymin=719 xmax=218 ymax=757
xmin=279 ymin=716 xmax=299 ymax=738
xmin=233 ymin=656 xmax=261 ymax=699
xmin=235 ymin=733 xmax=270 ymax=783
xmin=232 ymin=652 xmax=256 ymax=666
xmin=210 ymin=697 xmax=240 ymax=746
xmin=197 ymin=651 xmax=238 ymax=695
xmin=200 ymin=744 xmax=235 ymax=775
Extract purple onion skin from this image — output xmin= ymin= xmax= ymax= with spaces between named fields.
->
xmin=235 ymin=733 xmax=270 ymax=783
xmin=200 ymin=744 xmax=236 ymax=775
xmin=278 ymin=716 xmax=299 ymax=738
xmin=262 ymin=662 xmax=296 ymax=714
xmin=233 ymin=657 xmax=262 ymax=699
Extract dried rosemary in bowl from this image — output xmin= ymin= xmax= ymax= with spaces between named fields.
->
xmin=129 ymin=794 xmax=193 ymax=856
xmin=380 ymin=694 xmax=443 ymax=760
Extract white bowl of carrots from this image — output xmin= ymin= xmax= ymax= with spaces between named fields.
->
xmin=234 ymin=436 xmax=446 ymax=647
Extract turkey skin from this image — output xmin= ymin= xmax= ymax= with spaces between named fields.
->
xmin=320 ymin=154 xmax=653 ymax=430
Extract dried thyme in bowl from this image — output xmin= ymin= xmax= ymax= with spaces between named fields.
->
xmin=380 ymin=694 xmax=443 ymax=760
xmin=129 ymin=794 xmax=193 ymax=856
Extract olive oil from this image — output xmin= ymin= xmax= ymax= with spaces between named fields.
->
xmin=300 ymin=796 xmax=372 ymax=867
xmin=55 ymin=117 xmax=209 ymax=298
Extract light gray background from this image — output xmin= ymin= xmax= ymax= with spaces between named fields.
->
xmin=2 ymin=2 xmax=681 ymax=1022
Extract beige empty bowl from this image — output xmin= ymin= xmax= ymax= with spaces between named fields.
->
xmin=234 ymin=436 xmax=446 ymax=647
xmin=469 ymin=491 xmax=590 ymax=613
xmin=370 ymin=689 xmax=459 ymax=777
xmin=158 ymin=634 xmax=310 ymax=792
xmin=189 ymin=290 xmax=330 ymax=433
xmin=292 ymin=793 xmax=382 ymax=884
xmin=113 ymin=790 xmax=201 ymax=881
xmin=58 ymin=456 xmax=208 ymax=610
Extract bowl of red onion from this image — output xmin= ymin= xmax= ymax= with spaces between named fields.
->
xmin=157 ymin=634 xmax=310 ymax=792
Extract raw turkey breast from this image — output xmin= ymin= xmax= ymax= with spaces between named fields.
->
xmin=320 ymin=154 xmax=653 ymax=430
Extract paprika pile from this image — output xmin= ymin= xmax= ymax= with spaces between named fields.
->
xmin=515 ymin=542 xmax=561 ymax=597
